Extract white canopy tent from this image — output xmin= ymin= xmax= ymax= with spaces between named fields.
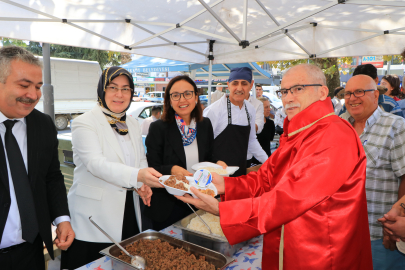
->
xmin=1 ymin=0 xmax=405 ymax=63
xmin=1 ymin=0 xmax=405 ymax=112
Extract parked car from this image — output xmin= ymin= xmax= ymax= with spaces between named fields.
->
xmin=126 ymin=102 xmax=163 ymax=125
xmin=142 ymin=91 xmax=165 ymax=103
xmin=199 ymin=95 xmax=208 ymax=102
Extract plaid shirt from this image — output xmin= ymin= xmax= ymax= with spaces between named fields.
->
xmin=341 ymin=107 xmax=405 ymax=240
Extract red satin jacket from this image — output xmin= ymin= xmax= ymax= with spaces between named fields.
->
xmin=219 ymin=98 xmax=372 ymax=270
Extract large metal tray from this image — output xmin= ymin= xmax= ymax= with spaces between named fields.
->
xmin=173 ymin=210 xmax=247 ymax=257
xmin=99 ymin=230 xmax=234 ymax=270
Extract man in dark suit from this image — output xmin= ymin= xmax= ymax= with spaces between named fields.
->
xmin=0 ymin=46 xmax=74 ymax=270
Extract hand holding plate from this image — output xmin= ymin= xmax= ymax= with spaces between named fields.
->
xmin=176 ymin=187 xmax=219 ymax=216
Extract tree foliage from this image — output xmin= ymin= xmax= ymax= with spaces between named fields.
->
xmin=1 ymin=38 xmax=126 ymax=69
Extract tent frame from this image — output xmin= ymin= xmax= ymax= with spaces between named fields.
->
xmin=2 ymin=0 xmax=405 ymax=117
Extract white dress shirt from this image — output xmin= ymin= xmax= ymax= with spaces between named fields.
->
xmin=210 ymin=90 xmax=225 ymax=104
xmin=248 ymin=96 xmax=264 ymax=134
xmin=0 ymin=111 xmax=69 ymax=249
xmin=113 ymin=131 xmax=143 ymax=188
xmin=247 ymin=96 xmax=265 ymax=160
xmin=398 ymin=240 xmax=405 ymax=254
xmin=203 ymin=94 xmax=268 ymax=164
xmin=184 ymin=138 xmax=199 ymax=173
xmin=140 ymin=115 xmax=157 ymax=136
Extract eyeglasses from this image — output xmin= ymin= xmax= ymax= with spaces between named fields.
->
xmin=276 ymin=84 xmax=322 ymax=98
xmin=105 ymin=86 xmax=132 ymax=94
xmin=170 ymin=91 xmax=195 ymax=101
xmin=343 ymin=89 xmax=375 ymax=99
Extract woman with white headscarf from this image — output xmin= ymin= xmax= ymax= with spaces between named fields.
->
xmin=61 ymin=67 xmax=162 ymax=269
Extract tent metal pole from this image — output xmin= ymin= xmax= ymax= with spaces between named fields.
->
xmin=317 ymin=25 xmax=380 ymax=33
xmin=208 ymin=40 xmax=215 ymax=105
xmin=251 ymin=1 xmax=338 ymax=43
xmin=284 ymin=33 xmax=311 ymax=56
xmin=0 ymin=0 xmax=126 ymax=48
xmin=130 ymin=23 xmax=206 ymax=56
xmin=180 ymin=0 xmax=224 ymax=25
xmin=182 ymin=26 xmax=237 ymax=43
xmin=317 ymin=33 xmax=383 ymax=56
xmin=347 ymin=1 xmax=405 ymax=7
xmin=198 ymin=0 xmax=242 ymax=43
xmin=255 ymin=0 xmax=311 ymax=55
xmin=208 ymin=61 xmax=213 ymax=105
xmin=252 ymin=24 xmax=312 ymax=44
xmin=260 ymin=47 xmax=308 ymax=57
xmin=0 ymin=0 xmax=59 ymax=19
xmin=243 ymin=0 xmax=248 ymax=40
xmin=130 ymin=26 xmax=176 ymax=47
xmin=42 ymin=43 xmax=55 ymax=123
xmin=130 ymin=0 xmax=225 ymax=48
xmin=387 ymin=58 xmax=392 ymax=74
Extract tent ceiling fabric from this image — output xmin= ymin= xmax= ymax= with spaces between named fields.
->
xmin=1 ymin=0 xmax=405 ymax=64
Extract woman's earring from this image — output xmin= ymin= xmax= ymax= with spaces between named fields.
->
xmin=195 ymin=101 xmax=197 ymax=104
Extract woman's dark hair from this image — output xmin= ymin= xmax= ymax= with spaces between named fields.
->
xmin=161 ymin=75 xmax=203 ymax=123
xmin=334 ymin=86 xmax=344 ymax=97
xmin=382 ymin=74 xmax=401 ymax=97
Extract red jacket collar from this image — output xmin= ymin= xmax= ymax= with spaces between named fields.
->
xmin=282 ymin=97 xmax=334 ymax=138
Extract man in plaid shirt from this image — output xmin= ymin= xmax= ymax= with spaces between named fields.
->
xmin=341 ymin=74 xmax=405 ymax=269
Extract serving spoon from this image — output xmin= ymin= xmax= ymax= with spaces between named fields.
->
xmin=186 ymin=203 xmax=213 ymax=235
xmin=89 ymin=216 xmax=146 ymax=269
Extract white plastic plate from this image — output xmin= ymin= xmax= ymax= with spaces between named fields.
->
xmin=159 ymin=175 xmax=218 ymax=198
xmin=191 ymin=162 xmax=239 ymax=176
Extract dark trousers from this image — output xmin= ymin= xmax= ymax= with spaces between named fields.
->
xmin=61 ymin=190 xmax=140 ymax=270
xmin=0 ymin=234 xmax=45 ymax=270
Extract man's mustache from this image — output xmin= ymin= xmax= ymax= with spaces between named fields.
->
xmin=285 ymin=103 xmax=301 ymax=109
xmin=16 ymin=97 xmax=38 ymax=104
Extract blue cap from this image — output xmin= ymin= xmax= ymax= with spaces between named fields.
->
xmin=228 ymin=67 xmax=253 ymax=83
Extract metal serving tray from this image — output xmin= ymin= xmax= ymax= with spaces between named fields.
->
xmin=173 ymin=210 xmax=247 ymax=257
xmin=99 ymin=230 xmax=234 ymax=270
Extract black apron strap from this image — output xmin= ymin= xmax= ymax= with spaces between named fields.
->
xmin=227 ymin=97 xmax=250 ymax=125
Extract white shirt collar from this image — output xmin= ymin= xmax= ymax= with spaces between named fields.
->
xmin=0 ymin=110 xmax=26 ymax=125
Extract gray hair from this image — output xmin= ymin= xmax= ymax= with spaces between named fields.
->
xmin=0 ymin=46 xmax=42 ymax=83
xmin=258 ymin=96 xmax=268 ymax=103
xmin=284 ymin=64 xmax=327 ymax=85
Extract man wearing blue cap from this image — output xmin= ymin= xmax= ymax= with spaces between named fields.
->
xmin=203 ymin=67 xmax=268 ymax=176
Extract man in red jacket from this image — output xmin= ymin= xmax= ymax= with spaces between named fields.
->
xmin=178 ymin=64 xmax=372 ymax=269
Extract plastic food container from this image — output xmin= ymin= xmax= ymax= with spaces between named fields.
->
xmin=173 ymin=210 xmax=248 ymax=257
xmin=159 ymin=175 xmax=218 ymax=198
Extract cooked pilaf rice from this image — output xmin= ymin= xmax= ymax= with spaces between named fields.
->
xmin=187 ymin=212 xmax=225 ymax=237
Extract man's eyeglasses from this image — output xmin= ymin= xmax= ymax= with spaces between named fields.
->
xmin=343 ymin=89 xmax=375 ymax=99
xmin=105 ymin=86 xmax=132 ymax=94
xmin=276 ymin=84 xmax=322 ymax=98
xmin=170 ymin=91 xmax=195 ymax=101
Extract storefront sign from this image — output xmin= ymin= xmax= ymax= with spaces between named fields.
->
xmin=136 ymin=72 xmax=149 ymax=77
xmin=362 ymin=56 xmax=384 ymax=68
